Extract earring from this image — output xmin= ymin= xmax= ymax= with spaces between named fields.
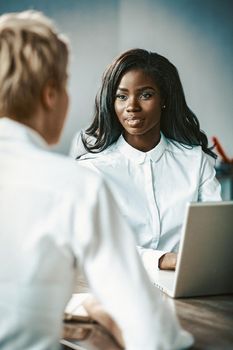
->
xmin=162 ymin=105 xmax=166 ymax=109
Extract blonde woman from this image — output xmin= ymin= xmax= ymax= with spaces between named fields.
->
xmin=0 ymin=11 xmax=193 ymax=350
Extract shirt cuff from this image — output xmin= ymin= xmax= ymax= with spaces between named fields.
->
xmin=136 ymin=246 xmax=167 ymax=272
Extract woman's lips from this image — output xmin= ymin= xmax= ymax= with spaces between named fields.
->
xmin=125 ymin=118 xmax=144 ymax=127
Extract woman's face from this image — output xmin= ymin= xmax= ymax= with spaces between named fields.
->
xmin=114 ymin=68 xmax=163 ymax=151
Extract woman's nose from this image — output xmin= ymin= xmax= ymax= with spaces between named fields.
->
xmin=126 ymin=96 xmax=141 ymax=112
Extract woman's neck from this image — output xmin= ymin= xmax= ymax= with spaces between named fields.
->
xmin=123 ymin=132 xmax=161 ymax=152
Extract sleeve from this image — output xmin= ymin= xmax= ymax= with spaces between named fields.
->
xmin=198 ymin=153 xmax=222 ymax=201
xmin=71 ymin=178 xmax=193 ymax=350
xmin=137 ymin=246 xmax=166 ymax=270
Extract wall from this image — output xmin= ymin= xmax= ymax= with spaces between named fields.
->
xmin=117 ymin=0 xmax=233 ymax=158
xmin=0 ymin=0 xmax=119 ymax=154
xmin=0 ymin=0 xmax=232 ymax=157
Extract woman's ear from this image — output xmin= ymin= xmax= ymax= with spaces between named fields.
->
xmin=161 ymin=97 xmax=166 ymax=110
xmin=41 ymin=80 xmax=58 ymax=111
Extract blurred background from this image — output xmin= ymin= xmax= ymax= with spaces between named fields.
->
xmin=0 ymin=0 xmax=232 ymax=155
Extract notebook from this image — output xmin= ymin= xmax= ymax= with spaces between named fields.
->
xmin=152 ymin=201 xmax=233 ymax=298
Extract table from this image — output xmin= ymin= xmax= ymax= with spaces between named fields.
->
xmin=61 ymin=322 xmax=122 ymax=350
xmin=176 ymin=294 xmax=233 ymax=349
xmin=61 ymin=277 xmax=233 ymax=350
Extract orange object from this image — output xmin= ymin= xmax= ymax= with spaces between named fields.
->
xmin=212 ymin=137 xmax=233 ymax=163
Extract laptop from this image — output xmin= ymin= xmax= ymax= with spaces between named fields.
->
xmin=152 ymin=201 xmax=233 ymax=298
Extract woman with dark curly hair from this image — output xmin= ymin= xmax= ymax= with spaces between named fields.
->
xmin=74 ymin=48 xmax=221 ymax=273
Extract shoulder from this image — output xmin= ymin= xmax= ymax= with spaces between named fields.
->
xmin=165 ymin=138 xmax=206 ymax=159
xmin=164 ymin=137 xmax=216 ymax=169
xmin=69 ymin=130 xmax=97 ymax=159
xmin=33 ymin=148 xmax=104 ymax=195
xmin=78 ymin=142 xmax=118 ymax=163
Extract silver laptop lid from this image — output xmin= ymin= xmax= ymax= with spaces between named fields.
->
xmin=174 ymin=201 xmax=233 ymax=298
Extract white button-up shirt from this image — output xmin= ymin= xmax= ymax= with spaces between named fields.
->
xmin=0 ymin=118 xmax=193 ymax=350
xmin=77 ymin=133 xmax=221 ymax=271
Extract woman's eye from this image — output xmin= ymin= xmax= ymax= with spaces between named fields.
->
xmin=116 ymin=94 xmax=127 ymax=101
xmin=141 ymin=92 xmax=153 ymax=99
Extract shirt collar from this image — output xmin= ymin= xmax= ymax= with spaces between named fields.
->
xmin=116 ymin=133 xmax=168 ymax=164
xmin=0 ymin=117 xmax=48 ymax=150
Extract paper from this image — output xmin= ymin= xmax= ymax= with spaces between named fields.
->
xmin=64 ymin=293 xmax=92 ymax=322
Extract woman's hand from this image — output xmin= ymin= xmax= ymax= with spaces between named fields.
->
xmin=82 ymin=296 xmax=125 ymax=348
xmin=158 ymin=252 xmax=177 ymax=270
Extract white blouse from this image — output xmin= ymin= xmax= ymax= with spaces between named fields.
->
xmin=77 ymin=133 xmax=222 ymax=271
xmin=0 ymin=119 xmax=194 ymax=350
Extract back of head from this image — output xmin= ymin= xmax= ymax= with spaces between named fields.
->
xmin=0 ymin=10 xmax=69 ymax=120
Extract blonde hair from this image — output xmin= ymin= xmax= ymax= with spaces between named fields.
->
xmin=0 ymin=10 xmax=69 ymax=119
